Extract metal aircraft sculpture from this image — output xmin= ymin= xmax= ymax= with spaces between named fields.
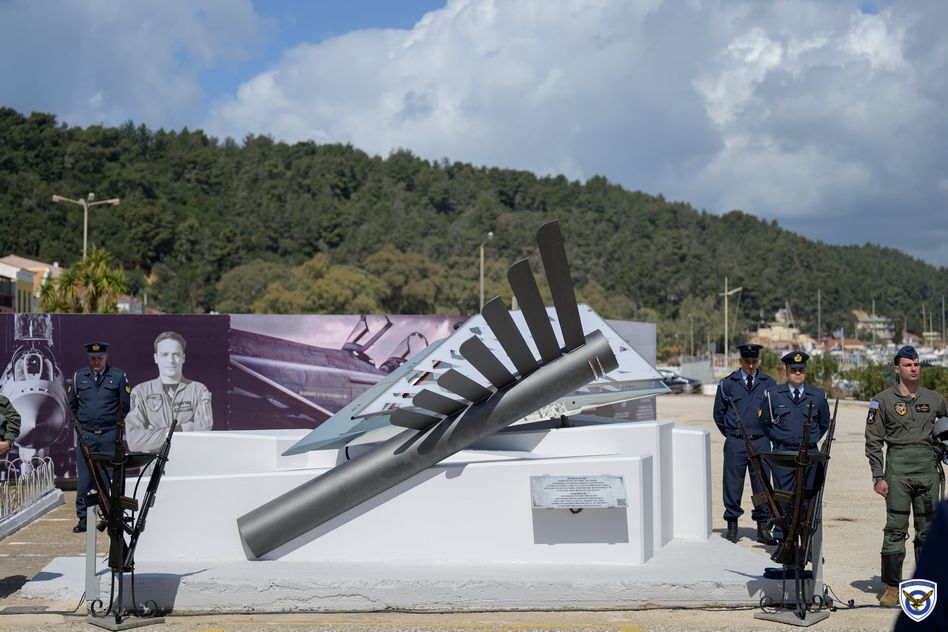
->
xmin=238 ymin=220 xmax=624 ymax=558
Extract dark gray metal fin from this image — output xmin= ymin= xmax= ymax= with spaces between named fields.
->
xmin=437 ymin=369 xmax=492 ymax=403
xmin=459 ymin=336 xmax=515 ymax=388
xmin=390 ymin=408 xmax=442 ymax=431
xmin=481 ymin=296 xmax=539 ymax=377
xmin=413 ymin=389 xmax=467 ymax=417
xmin=507 ymin=259 xmax=561 ymax=364
xmin=537 ymin=220 xmax=584 ymax=351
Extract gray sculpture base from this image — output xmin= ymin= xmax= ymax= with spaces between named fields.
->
xmin=24 ymin=537 xmax=784 ymax=612
xmin=753 ymin=610 xmax=830 ymax=627
xmin=86 ymin=615 xmax=165 ymax=630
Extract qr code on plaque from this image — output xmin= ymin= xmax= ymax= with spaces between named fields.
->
xmin=617 ymin=499 xmax=627 ymax=507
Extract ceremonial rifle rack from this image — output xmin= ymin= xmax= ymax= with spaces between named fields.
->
xmin=753 ymin=400 xmax=838 ymax=628
xmin=85 ymin=411 xmax=178 ymax=630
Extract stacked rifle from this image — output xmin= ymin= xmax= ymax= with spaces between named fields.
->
xmin=80 ymin=410 xmax=178 ymax=627
xmin=735 ymin=400 xmax=839 ymax=622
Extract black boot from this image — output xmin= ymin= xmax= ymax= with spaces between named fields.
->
xmin=72 ymin=518 xmax=86 ymax=533
xmin=726 ymin=519 xmax=738 ymax=542
xmin=879 ymin=552 xmax=904 ymax=606
xmin=757 ymin=520 xmax=776 ymax=545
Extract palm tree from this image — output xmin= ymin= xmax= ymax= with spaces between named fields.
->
xmin=40 ymin=247 xmax=127 ymax=313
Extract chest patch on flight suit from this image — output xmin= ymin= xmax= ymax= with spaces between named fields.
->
xmin=173 ymin=401 xmax=194 ymax=414
xmin=867 ymin=400 xmax=878 ymax=424
xmin=916 ymin=403 xmax=930 ymax=413
xmin=895 ymin=401 xmax=908 ymax=416
xmin=146 ymin=394 xmax=163 ymax=412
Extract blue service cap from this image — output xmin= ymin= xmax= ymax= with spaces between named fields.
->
xmin=737 ymin=343 xmax=763 ymax=359
xmin=84 ymin=341 xmax=110 ymax=357
xmin=894 ymin=345 xmax=918 ymax=364
xmin=781 ymin=350 xmax=809 ymax=368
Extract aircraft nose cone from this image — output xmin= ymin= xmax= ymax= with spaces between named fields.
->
xmin=10 ymin=390 xmax=68 ymax=448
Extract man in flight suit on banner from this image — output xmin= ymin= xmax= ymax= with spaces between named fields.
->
xmin=126 ymin=331 xmax=213 ymax=453
xmin=67 ymin=341 xmax=131 ymax=533
xmin=713 ymin=343 xmax=777 ymax=543
xmin=866 ymin=345 xmax=947 ymax=607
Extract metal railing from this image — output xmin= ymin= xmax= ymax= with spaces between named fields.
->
xmin=0 ymin=457 xmax=57 ymax=520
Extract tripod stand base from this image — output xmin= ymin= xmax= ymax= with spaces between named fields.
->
xmin=87 ymin=615 xmax=165 ymax=630
xmin=753 ymin=610 xmax=829 ymax=627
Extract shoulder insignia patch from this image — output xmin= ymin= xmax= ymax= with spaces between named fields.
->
xmin=758 ymin=408 xmax=762 ymax=418
xmin=867 ymin=400 xmax=878 ymax=424
xmin=126 ymin=386 xmax=131 ymax=394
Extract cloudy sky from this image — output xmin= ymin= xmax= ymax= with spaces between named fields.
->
xmin=2 ymin=0 xmax=946 ymax=267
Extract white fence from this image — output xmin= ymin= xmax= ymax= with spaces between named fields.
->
xmin=0 ymin=457 xmax=57 ymax=520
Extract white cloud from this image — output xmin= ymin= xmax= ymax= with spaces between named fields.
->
xmin=0 ymin=0 xmax=268 ymax=130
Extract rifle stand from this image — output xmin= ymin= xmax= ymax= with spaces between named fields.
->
xmin=87 ymin=613 xmax=165 ymax=631
xmin=754 ymin=609 xmax=829 ymax=627
xmin=88 ymin=451 xmax=165 ymax=630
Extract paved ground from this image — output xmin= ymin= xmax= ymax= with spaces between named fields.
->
xmin=0 ymin=395 xmax=905 ymax=630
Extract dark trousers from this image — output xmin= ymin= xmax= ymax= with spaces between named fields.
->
xmin=723 ymin=435 xmax=772 ymax=522
xmin=75 ymin=427 xmax=116 ymax=519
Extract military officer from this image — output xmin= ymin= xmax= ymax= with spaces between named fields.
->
xmin=67 ymin=341 xmax=131 ymax=533
xmin=126 ymin=331 xmax=213 ymax=453
xmin=0 ymin=394 xmax=21 ymax=456
xmin=761 ymin=351 xmax=831 ymax=497
xmin=865 ymin=345 xmax=947 ymax=607
xmin=713 ymin=343 xmax=777 ymax=543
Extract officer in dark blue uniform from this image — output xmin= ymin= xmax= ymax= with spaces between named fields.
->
xmin=713 ymin=343 xmax=777 ymax=543
xmin=67 ymin=341 xmax=130 ymax=533
xmin=761 ymin=351 xmax=831 ymax=494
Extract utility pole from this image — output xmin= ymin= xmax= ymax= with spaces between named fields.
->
xmin=817 ymin=288 xmax=822 ymax=341
xmin=478 ymin=231 xmax=493 ymax=310
xmin=721 ymin=277 xmax=742 ymax=372
xmin=690 ymin=314 xmax=695 ymax=359
xmin=52 ymin=192 xmax=120 ymax=260
xmin=872 ymin=298 xmax=876 ymax=346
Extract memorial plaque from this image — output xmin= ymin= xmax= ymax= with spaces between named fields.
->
xmin=530 ymin=475 xmax=627 ymax=509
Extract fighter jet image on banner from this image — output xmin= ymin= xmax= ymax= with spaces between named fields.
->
xmin=228 ymin=315 xmax=440 ymax=429
xmin=0 ymin=313 xmax=70 ymax=470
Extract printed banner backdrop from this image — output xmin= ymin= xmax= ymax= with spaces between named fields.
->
xmin=0 ymin=313 xmax=655 ymax=479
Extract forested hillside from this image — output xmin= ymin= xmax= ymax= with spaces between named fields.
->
xmin=2 ymin=108 xmax=946 ymax=354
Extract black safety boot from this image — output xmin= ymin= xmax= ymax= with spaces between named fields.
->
xmin=757 ymin=520 xmax=776 ymax=545
xmin=879 ymin=552 xmax=904 ymax=607
xmin=726 ymin=519 xmax=738 ymax=542
xmin=72 ymin=518 xmax=87 ymax=533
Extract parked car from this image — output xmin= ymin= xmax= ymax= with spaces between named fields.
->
xmin=659 ymin=369 xmax=703 ymax=394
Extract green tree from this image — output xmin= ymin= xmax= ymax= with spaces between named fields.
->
xmin=39 ymin=247 xmax=126 ymax=313
xmin=215 ymin=260 xmax=291 ymax=314
xmin=253 ymin=254 xmax=384 ymax=314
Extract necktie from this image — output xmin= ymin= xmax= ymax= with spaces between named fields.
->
xmin=793 ymin=389 xmax=800 ymax=404
xmin=746 ymin=375 xmax=753 ymax=390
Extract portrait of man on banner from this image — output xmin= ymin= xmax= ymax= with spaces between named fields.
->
xmin=126 ymin=331 xmax=213 ymax=453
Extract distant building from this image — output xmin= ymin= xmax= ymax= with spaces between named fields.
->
xmin=853 ymin=309 xmax=895 ymax=341
xmin=0 ymin=261 xmax=37 ymax=312
xmin=0 ymin=255 xmax=64 ymax=313
xmin=117 ymin=294 xmax=145 ymax=314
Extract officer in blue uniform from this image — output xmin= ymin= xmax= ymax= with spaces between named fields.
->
xmin=67 ymin=341 xmax=130 ymax=533
xmin=713 ymin=343 xmax=777 ymax=543
xmin=761 ymin=351 xmax=831 ymax=495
